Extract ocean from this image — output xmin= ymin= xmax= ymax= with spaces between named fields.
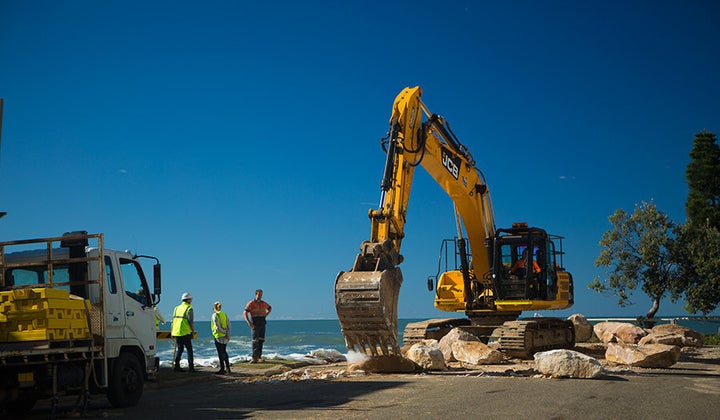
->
xmin=157 ymin=317 xmax=720 ymax=369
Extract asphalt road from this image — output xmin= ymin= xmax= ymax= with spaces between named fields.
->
xmin=18 ymin=348 xmax=720 ymax=419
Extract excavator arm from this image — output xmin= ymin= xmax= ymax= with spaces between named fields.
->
xmin=335 ymin=87 xmax=498 ymax=355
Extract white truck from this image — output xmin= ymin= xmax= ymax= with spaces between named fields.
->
xmin=0 ymin=231 xmax=162 ymax=415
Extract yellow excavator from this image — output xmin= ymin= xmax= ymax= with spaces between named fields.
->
xmin=335 ymin=87 xmax=575 ymax=358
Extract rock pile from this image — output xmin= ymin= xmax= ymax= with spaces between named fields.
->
xmin=591 ymin=320 xmax=704 ymax=368
xmin=279 ymin=316 xmax=707 ymax=381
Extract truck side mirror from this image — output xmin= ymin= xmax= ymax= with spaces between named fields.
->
xmin=153 ymin=263 xmax=161 ymax=296
xmin=427 ymin=277 xmax=434 ymax=292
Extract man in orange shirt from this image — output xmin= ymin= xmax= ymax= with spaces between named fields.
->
xmin=511 ymin=248 xmax=541 ymax=275
xmin=244 ymin=289 xmax=272 ymax=363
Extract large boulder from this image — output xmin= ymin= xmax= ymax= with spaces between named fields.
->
xmin=593 ymin=322 xmax=647 ymax=344
xmin=605 ymin=342 xmax=681 ymax=368
xmin=534 ymin=349 xmax=603 ymax=379
xmin=405 ymin=340 xmax=446 ymax=371
xmin=639 ymin=323 xmax=704 ymax=347
xmin=348 ymin=354 xmax=419 ymax=373
xmin=593 ymin=322 xmax=626 ymax=343
xmin=568 ymin=314 xmax=594 ymax=342
xmin=614 ymin=323 xmax=648 ymax=344
xmin=438 ymin=328 xmax=482 ymax=362
xmin=451 ymin=340 xmax=505 ymax=365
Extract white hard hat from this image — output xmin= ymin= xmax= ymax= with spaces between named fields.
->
xmin=181 ymin=292 xmax=192 ymax=300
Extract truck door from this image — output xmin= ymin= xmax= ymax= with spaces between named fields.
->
xmin=117 ymin=258 xmax=156 ymax=353
xmin=103 ymin=255 xmax=127 ymax=339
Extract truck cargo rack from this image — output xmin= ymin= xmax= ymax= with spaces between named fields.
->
xmin=0 ymin=232 xmax=106 ymax=343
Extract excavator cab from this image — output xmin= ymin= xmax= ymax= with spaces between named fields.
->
xmin=492 ymin=223 xmax=561 ymax=302
xmin=495 ymin=236 xmax=545 ymax=300
xmin=489 ymin=223 xmax=573 ymax=312
xmin=430 ymin=223 xmax=571 ymax=311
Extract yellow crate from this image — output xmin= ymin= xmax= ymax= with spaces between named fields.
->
xmin=33 ymin=318 xmax=73 ymax=330
xmin=67 ymin=327 xmax=91 ymax=339
xmin=47 ymin=329 xmax=67 ymax=340
xmin=14 ymin=298 xmax=86 ymax=311
xmin=0 ymin=301 xmax=15 ymax=314
xmin=11 ymin=288 xmax=70 ymax=301
xmin=69 ymin=319 xmax=89 ymax=329
xmin=30 ymin=288 xmax=71 ymax=300
xmin=7 ymin=308 xmax=85 ymax=321
xmin=11 ymin=289 xmax=31 ymax=300
xmin=6 ymin=329 xmax=82 ymax=341
xmin=1 ymin=320 xmax=90 ymax=339
xmin=0 ymin=291 xmax=13 ymax=303
xmin=7 ymin=330 xmax=50 ymax=342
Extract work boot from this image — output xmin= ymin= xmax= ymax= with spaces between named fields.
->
xmin=250 ymin=358 xmax=258 ymax=364
xmin=214 ymin=369 xmax=226 ymax=375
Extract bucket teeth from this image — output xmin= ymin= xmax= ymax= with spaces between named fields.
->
xmin=335 ymin=268 xmax=403 ymax=356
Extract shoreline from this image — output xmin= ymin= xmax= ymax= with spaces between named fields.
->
xmin=150 ymin=343 xmax=720 ymax=387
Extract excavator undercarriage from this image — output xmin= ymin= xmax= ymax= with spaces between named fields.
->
xmin=402 ymin=314 xmax=575 ymax=358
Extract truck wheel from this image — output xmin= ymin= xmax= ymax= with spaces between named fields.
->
xmin=108 ymin=353 xmax=144 ymax=408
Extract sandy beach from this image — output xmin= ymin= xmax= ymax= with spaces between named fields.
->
xmin=17 ymin=345 xmax=720 ymax=419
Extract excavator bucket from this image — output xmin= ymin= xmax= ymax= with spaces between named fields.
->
xmin=335 ymin=268 xmax=402 ymax=356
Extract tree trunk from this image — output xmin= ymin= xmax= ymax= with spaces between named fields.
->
xmin=646 ymin=297 xmax=660 ymax=319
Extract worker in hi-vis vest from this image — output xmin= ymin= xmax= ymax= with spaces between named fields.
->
xmin=211 ymin=301 xmax=231 ymax=374
xmin=171 ymin=292 xmax=195 ymax=372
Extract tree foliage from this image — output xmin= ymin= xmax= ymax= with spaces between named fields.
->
xmin=676 ymin=130 xmax=720 ymax=314
xmin=674 ymin=223 xmax=720 ymax=314
xmin=685 ymin=130 xmax=720 ymax=228
xmin=589 ymin=202 xmax=681 ymax=318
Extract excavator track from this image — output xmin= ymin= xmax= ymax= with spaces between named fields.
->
xmin=335 ymin=268 xmax=402 ymax=356
xmin=403 ymin=313 xmax=520 ymax=346
xmin=497 ymin=318 xmax=575 ymax=358
xmin=402 ymin=315 xmax=574 ymax=359
xmin=402 ymin=318 xmax=471 ymax=346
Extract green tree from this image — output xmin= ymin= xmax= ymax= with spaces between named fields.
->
xmin=589 ymin=202 xmax=682 ymax=319
xmin=675 ymin=131 xmax=720 ymax=314
xmin=674 ymin=222 xmax=720 ymax=314
xmin=685 ymin=130 xmax=720 ymax=228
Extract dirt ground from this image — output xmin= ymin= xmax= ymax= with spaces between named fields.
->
xmin=19 ymin=345 xmax=720 ymax=419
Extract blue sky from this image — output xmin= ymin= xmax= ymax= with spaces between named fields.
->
xmin=1 ymin=1 xmax=719 ymax=321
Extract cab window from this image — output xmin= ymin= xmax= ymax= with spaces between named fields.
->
xmin=105 ymin=256 xmax=117 ymax=294
xmin=120 ymin=258 xmax=148 ymax=306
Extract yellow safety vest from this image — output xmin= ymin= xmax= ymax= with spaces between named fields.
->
xmin=171 ymin=302 xmax=192 ymax=337
xmin=211 ymin=311 xmax=229 ymax=339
